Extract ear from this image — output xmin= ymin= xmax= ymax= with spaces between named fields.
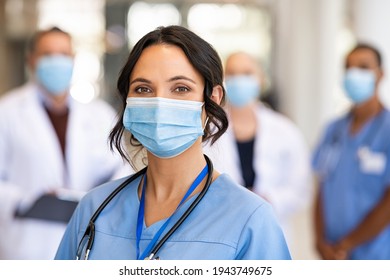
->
xmin=27 ymin=53 xmax=37 ymax=73
xmin=378 ymin=68 xmax=384 ymax=80
xmin=375 ymin=68 xmax=384 ymax=87
xmin=210 ymin=85 xmax=223 ymax=105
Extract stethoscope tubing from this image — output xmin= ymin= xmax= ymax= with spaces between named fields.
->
xmin=76 ymin=155 xmax=213 ymax=260
xmin=145 ymin=155 xmax=213 ymax=259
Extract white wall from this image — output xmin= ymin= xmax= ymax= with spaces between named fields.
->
xmin=351 ymin=0 xmax=390 ymax=109
xmin=271 ymin=0 xmax=346 ymax=259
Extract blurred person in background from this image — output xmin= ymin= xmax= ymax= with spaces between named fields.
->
xmin=0 ymin=27 xmax=131 ymax=259
xmin=312 ymin=43 xmax=390 ymax=259
xmin=203 ymin=51 xmax=312 ymax=252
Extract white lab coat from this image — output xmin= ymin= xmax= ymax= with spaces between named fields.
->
xmin=203 ymin=103 xmax=312 ymax=243
xmin=0 ymin=83 xmax=131 ymax=259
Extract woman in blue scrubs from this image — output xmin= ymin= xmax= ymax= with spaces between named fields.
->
xmin=55 ymin=25 xmax=291 ymax=260
xmin=312 ymin=43 xmax=390 ymax=259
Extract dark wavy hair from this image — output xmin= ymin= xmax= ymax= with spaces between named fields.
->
xmin=109 ymin=25 xmax=228 ymax=165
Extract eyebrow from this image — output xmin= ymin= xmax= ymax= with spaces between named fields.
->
xmin=167 ymin=75 xmax=196 ymax=84
xmin=130 ymin=75 xmax=196 ymax=86
xmin=129 ymin=77 xmax=151 ymax=85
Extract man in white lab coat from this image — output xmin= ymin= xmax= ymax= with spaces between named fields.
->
xmin=0 ymin=27 xmax=131 ymax=259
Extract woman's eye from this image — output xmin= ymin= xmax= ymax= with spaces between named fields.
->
xmin=135 ymin=87 xmax=151 ymax=93
xmin=174 ymin=86 xmax=190 ymax=93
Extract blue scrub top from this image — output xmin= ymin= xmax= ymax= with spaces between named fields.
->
xmin=312 ymin=109 xmax=390 ymax=259
xmin=55 ymin=173 xmax=291 ymax=260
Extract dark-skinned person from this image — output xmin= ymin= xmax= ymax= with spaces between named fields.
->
xmin=312 ymin=43 xmax=390 ymax=260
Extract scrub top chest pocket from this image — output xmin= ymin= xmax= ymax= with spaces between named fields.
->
xmin=358 ymin=146 xmax=387 ymax=175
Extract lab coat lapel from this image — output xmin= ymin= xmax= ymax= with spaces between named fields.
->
xmin=253 ymin=104 xmax=265 ymax=191
xmin=26 ymin=88 xmax=66 ymax=187
xmin=65 ymin=100 xmax=109 ymax=191
xmin=222 ymin=125 xmax=243 ymax=184
xmin=65 ymin=101 xmax=88 ymax=190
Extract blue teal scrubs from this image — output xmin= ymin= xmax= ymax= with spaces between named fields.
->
xmin=55 ymin=173 xmax=291 ymax=260
xmin=312 ymin=109 xmax=390 ymax=259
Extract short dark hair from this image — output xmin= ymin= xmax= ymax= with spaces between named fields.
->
xmin=27 ymin=26 xmax=71 ymax=54
xmin=109 ymin=25 xmax=228 ymax=165
xmin=347 ymin=42 xmax=382 ymax=68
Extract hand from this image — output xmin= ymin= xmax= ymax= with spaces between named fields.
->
xmin=316 ymin=240 xmax=334 ymax=259
xmin=333 ymin=247 xmax=348 ymax=260
xmin=332 ymin=240 xmax=351 ymax=260
xmin=316 ymin=240 xmax=347 ymax=260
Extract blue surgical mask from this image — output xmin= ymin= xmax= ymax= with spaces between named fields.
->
xmin=225 ymin=75 xmax=260 ymax=107
xmin=123 ymin=97 xmax=205 ymax=158
xmin=36 ymin=55 xmax=74 ymax=95
xmin=343 ymin=67 xmax=376 ymax=104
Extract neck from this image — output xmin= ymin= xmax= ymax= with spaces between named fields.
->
xmin=229 ymin=103 xmax=258 ymax=142
xmin=40 ymin=87 xmax=69 ymax=114
xmin=350 ymin=95 xmax=383 ymax=133
xmin=229 ymin=103 xmax=256 ymax=116
xmin=145 ymin=141 xmax=207 ymax=202
xmin=352 ymin=96 xmax=383 ymax=123
xmin=141 ymin=140 xmax=217 ymax=226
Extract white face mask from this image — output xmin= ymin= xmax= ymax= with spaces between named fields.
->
xmin=123 ymin=97 xmax=205 ymax=158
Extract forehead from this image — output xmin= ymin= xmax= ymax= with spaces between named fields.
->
xmin=347 ymin=48 xmax=379 ymax=65
xmin=225 ymin=53 xmax=258 ymax=74
xmin=131 ymin=44 xmax=203 ymax=81
xmin=34 ymin=32 xmax=72 ymax=55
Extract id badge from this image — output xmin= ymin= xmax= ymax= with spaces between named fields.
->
xmin=358 ymin=146 xmax=386 ymax=174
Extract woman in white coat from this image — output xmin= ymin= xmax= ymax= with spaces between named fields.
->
xmin=0 ymin=27 xmax=130 ymax=259
xmin=204 ymin=52 xmax=312 ymax=252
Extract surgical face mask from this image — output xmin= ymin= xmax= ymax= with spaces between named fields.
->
xmin=123 ymin=97 xmax=205 ymax=158
xmin=225 ymin=75 xmax=260 ymax=107
xmin=343 ymin=67 xmax=376 ymax=104
xmin=36 ymin=55 xmax=74 ymax=95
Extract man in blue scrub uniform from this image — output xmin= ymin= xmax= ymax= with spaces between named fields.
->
xmin=312 ymin=43 xmax=390 ymax=259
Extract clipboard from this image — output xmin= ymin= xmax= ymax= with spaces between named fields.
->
xmin=15 ymin=194 xmax=78 ymax=223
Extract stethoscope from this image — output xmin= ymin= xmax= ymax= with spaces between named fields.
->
xmin=76 ymin=155 xmax=214 ymax=260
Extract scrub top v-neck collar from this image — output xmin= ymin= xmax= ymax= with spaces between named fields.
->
xmin=136 ymin=164 xmax=208 ymax=260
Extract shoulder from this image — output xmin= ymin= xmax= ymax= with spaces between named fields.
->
xmin=71 ymin=96 xmax=116 ymax=115
xmin=0 ymin=83 xmax=36 ymax=108
xmin=381 ymin=108 xmax=390 ymax=124
xmin=70 ymin=97 xmax=118 ymax=125
xmin=258 ymin=104 xmax=302 ymax=136
xmin=319 ymin=113 xmax=349 ymax=141
xmin=256 ymin=104 xmax=308 ymax=149
xmin=210 ymin=174 xmax=290 ymax=259
xmin=374 ymin=109 xmax=390 ymax=141
xmin=0 ymin=84 xmax=39 ymax=123
xmin=210 ymin=174 xmax=273 ymax=214
xmin=77 ymin=174 xmax=141 ymax=216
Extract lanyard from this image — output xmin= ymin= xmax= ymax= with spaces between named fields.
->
xmin=136 ymin=164 xmax=208 ymax=260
